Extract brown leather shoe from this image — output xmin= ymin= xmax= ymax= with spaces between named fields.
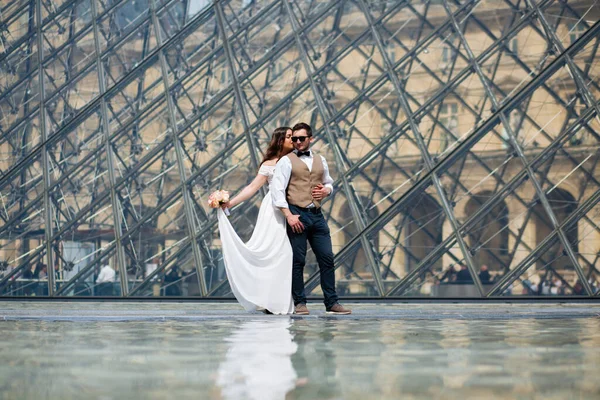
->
xmin=294 ymin=303 xmax=310 ymax=315
xmin=326 ymin=303 xmax=352 ymax=315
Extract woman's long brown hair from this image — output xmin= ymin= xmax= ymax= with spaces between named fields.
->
xmin=260 ymin=126 xmax=291 ymax=165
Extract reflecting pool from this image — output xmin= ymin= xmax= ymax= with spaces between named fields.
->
xmin=1 ymin=305 xmax=600 ymax=399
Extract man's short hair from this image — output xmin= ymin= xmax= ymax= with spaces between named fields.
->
xmin=292 ymin=122 xmax=312 ymax=136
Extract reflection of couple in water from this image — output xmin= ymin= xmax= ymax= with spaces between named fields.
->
xmin=216 ymin=319 xmax=302 ymax=400
xmin=217 ymin=123 xmax=350 ymax=316
xmin=216 ymin=318 xmax=340 ymax=400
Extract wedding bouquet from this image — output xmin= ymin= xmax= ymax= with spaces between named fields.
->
xmin=208 ymin=190 xmax=230 ymax=216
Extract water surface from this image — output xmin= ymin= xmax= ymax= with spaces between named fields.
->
xmin=1 ymin=314 xmax=599 ymax=399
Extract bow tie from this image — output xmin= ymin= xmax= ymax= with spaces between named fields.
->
xmin=297 ymin=151 xmax=311 ymax=157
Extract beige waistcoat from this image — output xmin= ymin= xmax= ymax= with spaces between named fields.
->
xmin=285 ymin=152 xmax=325 ymax=208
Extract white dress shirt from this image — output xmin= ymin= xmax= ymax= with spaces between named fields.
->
xmin=96 ymin=265 xmax=115 ymax=283
xmin=271 ymin=150 xmax=334 ymax=209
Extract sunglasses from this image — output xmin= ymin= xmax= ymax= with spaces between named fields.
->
xmin=291 ymin=136 xmax=310 ymax=142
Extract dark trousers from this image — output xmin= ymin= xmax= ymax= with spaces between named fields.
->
xmin=287 ymin=204 xmax=338 ymax=308
xmin=97 ymin=282 xmax=114 ymax=296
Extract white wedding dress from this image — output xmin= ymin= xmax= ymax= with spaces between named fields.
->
xmin=217 ymin=164 xmax=294 ymax=314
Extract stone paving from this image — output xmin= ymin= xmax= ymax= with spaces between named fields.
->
xmin=1 ymin=301 xmax=599 ymax=321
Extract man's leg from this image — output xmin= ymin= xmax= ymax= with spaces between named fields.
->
xmin=287 ymin=206 xmax=309 ymax=306
xmin=307 ymin=212 xmax=338 ymax=308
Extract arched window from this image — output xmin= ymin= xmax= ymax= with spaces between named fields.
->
xmin=464 ymin=191 xmax=509 ymax=271
xmin=403 ymin=195 xmax=445 ymax=274
xmin=339 ymin=197 xmax=379 ymax=277
xmin=535 ymin=188 xmax=578 ymax=270
xmin=125 ymin=204 xmax=159 ymax=278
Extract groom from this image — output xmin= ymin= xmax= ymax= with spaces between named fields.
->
xmin=272 ymin=122 xmax=351 ymax=315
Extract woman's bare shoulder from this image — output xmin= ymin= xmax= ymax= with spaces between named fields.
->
xmin=262 ymin=159 xmax=277 ymax=167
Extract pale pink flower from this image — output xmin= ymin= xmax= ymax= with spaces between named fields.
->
xmin=207 ymin=190 xmax=230 ymax=208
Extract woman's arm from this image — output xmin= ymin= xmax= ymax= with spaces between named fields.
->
xmin=222 ymin=173 xmax=268 ymax=209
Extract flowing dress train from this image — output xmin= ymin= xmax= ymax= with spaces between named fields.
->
xmin=217 ymin=165 xmax=294 ymax=314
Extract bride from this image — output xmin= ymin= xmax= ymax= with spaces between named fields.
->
xmin=217 ymin=127 xmax=295 ymax=315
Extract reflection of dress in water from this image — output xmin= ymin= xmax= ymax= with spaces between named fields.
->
xmin=217 ymin=164 xmax=294 ymax=315
xmin=216 ymin=319 xmax=298 ymax=400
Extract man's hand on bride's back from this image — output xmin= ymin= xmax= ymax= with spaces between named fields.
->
xmin=287 ymin=214 xmax=304 ymax=233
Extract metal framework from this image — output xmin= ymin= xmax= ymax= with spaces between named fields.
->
xmin=0 ymin=0 xmax=599 ymax=298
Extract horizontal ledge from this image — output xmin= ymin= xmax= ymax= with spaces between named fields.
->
xmin=2 ymin=302 xmax=599 ymax=321
xmin=1 ymin=296 xmax=600 ymax=303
